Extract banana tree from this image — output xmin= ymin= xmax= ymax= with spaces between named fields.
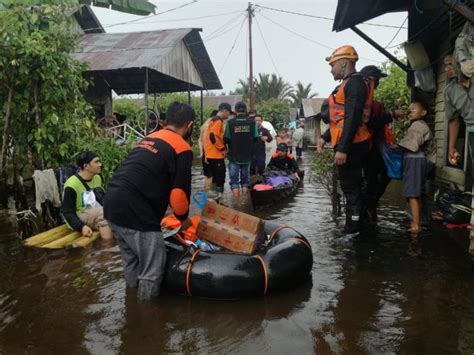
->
xmin=0 ymin=0 xmax=156 ymax=15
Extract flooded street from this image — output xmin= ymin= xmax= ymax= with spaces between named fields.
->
xmin=1 ymin=152 xmax=474 ymax=354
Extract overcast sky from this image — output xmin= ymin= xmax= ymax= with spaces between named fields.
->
xmin=92 ymin=0 xmax=408 ymax=98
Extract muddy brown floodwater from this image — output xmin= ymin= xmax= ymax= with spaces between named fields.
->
xmin=1 ymin=153 xmax=474 ymax=354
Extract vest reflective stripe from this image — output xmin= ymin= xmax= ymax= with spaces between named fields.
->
xmin=328 ymin=75 xmax=374 ymax=147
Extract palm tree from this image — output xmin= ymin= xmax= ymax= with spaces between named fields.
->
xmin=230 ymin=79 xmax=249 ymax=101
xmin=290 ymin=81 xmax=318 ymax=108
xmin=231 ymin=73 xmax=294 ymax=104
xmin=255 ymin=73 xmax=293 ymax=102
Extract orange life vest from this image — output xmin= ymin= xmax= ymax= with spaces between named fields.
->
xmin=328 ymin=74 xmax=374 ymax=148
xmin=161 ymin=215 xmax=200 ymax=244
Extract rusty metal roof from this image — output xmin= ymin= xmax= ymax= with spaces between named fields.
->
xmin=74 ymin=28 xmax=222 ymax=94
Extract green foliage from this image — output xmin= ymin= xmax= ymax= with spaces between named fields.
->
xmin=309 ymin=150 xmax=335 ymax=195
xmin=309 ymin=150 xmax=341 ymax=216
xmin=256 ymin=99 xmax=290 ymax=128
xmin=375 ymin=59 xmax=410 ymax=142
xmin=0 ymin=0 xmax=97 ymax=172
xmin=76 ymin=135 xmax=134 ymax=184
xmin=0 ymin=1 xmax=156 ymax=16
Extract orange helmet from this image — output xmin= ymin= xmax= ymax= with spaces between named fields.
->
xmin=326 ymin=45 xmax=359 ymax=65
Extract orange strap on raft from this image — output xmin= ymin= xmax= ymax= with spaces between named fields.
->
xmin=268 ymin=225 xmax=298 ymax=243
xmin=185 ymin=249 xmax=201 ymax=296
xmin=255 ymin=255 xmax=268 ymax=295
xmin=286 ymin=237 xmax=312 ymax=251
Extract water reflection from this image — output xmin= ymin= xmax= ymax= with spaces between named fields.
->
xmin=0 ymin=153 xmax=474 ymax=353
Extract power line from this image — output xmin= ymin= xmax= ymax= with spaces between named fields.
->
xmin=218 ymin=16 xmax=246 ymax=75
xmin=101 ymin=10 xmax=242 ymax=26
xmin=384 ymin=16 xmax=408 ymax=48
xmin=82 ymin=0 xmax=198 ymax=32
xmin=204 ymin=13 xmax=246 ymax=41
xmin=254 ymin=15 xmax=280 ymax=76
xmin=258 ymin=12 xmax=381 ymax=64
xmin=385 ymin=7 xmax=449 ymax=49
xmin=254 ymin=4 xmax=409 ymax=30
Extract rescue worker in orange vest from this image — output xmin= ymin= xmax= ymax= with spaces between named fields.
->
xmin=204 ymin=103 xmax=232 ymax=193
xmin=325 ymin=45 xmax=374 ymax=236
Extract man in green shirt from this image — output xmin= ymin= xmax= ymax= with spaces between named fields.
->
xmin=62 ymin=151 xmax=113 ymax=240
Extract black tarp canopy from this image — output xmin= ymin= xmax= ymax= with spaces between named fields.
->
xmin=332 ymin=0 xmax=411 ymax=32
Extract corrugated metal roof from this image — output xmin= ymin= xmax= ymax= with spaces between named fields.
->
xmin=301 ymin=98 xmax=324 ymax=118
xmin=74 ymin=28 xmax=222 ymax=94
xmin=202 ymin=95 xmax=243 ymax=109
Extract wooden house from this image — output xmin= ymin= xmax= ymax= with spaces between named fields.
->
xmin=332 ymin=0 xmax=473 ymax=189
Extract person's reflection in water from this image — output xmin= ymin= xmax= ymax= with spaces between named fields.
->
xmin=311 ymin=237 xmax=388 ymax=353
xmin=119 ymin=281 xmax=312 ymax=353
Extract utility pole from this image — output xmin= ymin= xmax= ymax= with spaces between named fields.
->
xmin=247 ymin=2 xmax=255 ymax=110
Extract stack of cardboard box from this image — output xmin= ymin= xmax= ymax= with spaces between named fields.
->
xmin=197 ymin=200 xmax=264 ymax=254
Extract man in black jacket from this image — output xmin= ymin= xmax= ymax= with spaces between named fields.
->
xmin=224 ymin=101 xmax=259 ymax=197
xmin=325 ymin=45 xmax=373 ymax=236
xmin=104 ymin=102 xmax=195 ymax=300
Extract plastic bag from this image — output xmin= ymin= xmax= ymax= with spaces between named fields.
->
xmin=380 ymin=142 xmax=403 ymax=180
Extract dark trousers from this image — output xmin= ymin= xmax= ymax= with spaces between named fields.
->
xmin=337 ymin=141 xmax=369 ymax=234
xmin=296 ymin=147 xmax=303 ymax=157
xmin=109 ymin=221 xmax=167 ymax=300
xmin=365 ymin=148 xmax=391 ymax=210
xmin=207 ymin=158 xmax=226 ymax=189
xmin=251 ymin=153 xmax=266 ymax=175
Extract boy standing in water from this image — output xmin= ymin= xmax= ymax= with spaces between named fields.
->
xmin=398 ymin=101 xmax=436 ymax=234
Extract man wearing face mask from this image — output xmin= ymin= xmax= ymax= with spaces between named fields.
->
xmin=104 ymin=102 xmax=195 ymax=300
xmin=325 ymin=45 xmax=374 ymax=236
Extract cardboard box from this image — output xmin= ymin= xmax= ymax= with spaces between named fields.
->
xmin=201 ymin=201 xmax=262 ymax=235
xmin=197 ymin=201 xmax=263 ymax=254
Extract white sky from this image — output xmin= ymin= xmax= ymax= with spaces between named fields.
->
xmin=92 ymin=0 xmax=408 ymax=98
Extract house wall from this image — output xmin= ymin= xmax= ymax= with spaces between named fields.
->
xmin=303 ymin=117 xmax=324 ymax=147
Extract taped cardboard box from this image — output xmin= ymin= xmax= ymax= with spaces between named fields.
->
xmin=197 ymin=201 xmax=264 ymax=254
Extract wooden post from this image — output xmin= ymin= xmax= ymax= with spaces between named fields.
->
xmin=144 ymin=68 xmax=149 ymax=136
xmin=200 ymin=89 xmax=204 ymax=125
xmin=443 ymin=0 xmax=474 ymax=22
xmin=247 ymin=2 xmax=255 ymax=110
xmin=468 ymin=132 xmax=474 ymax=255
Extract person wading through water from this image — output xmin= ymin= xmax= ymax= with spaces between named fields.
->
xmin=326 ymin=45 xmax=375 ymax=237
xmin=104 ymin=102 xmax=195 ymax=300
xmin=205 ymin=103 xmax=232 ymax=193
xmin=224 ymin=101 xmax=259 ymax=198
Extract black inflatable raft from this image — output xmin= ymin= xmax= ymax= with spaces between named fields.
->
xmin=250 ymin=170 xmax=305 ymax=210
xmin=163 ymin=220 xmax=313 ymax=299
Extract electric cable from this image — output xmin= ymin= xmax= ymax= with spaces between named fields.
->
xmin=218 ymin=16 xmax=246 ymax=75
xmin=384 ymin=16 xmax=408 ymax=48
xmin=254 ymin=15 xmax=280 ymax=76
xmin=254 ymin=4 xmax=409 ymax=29
xmin=101 ymin=10 xmax=242 ymax=26
xmin=81 ymin=0 xmax=198 ymax=32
